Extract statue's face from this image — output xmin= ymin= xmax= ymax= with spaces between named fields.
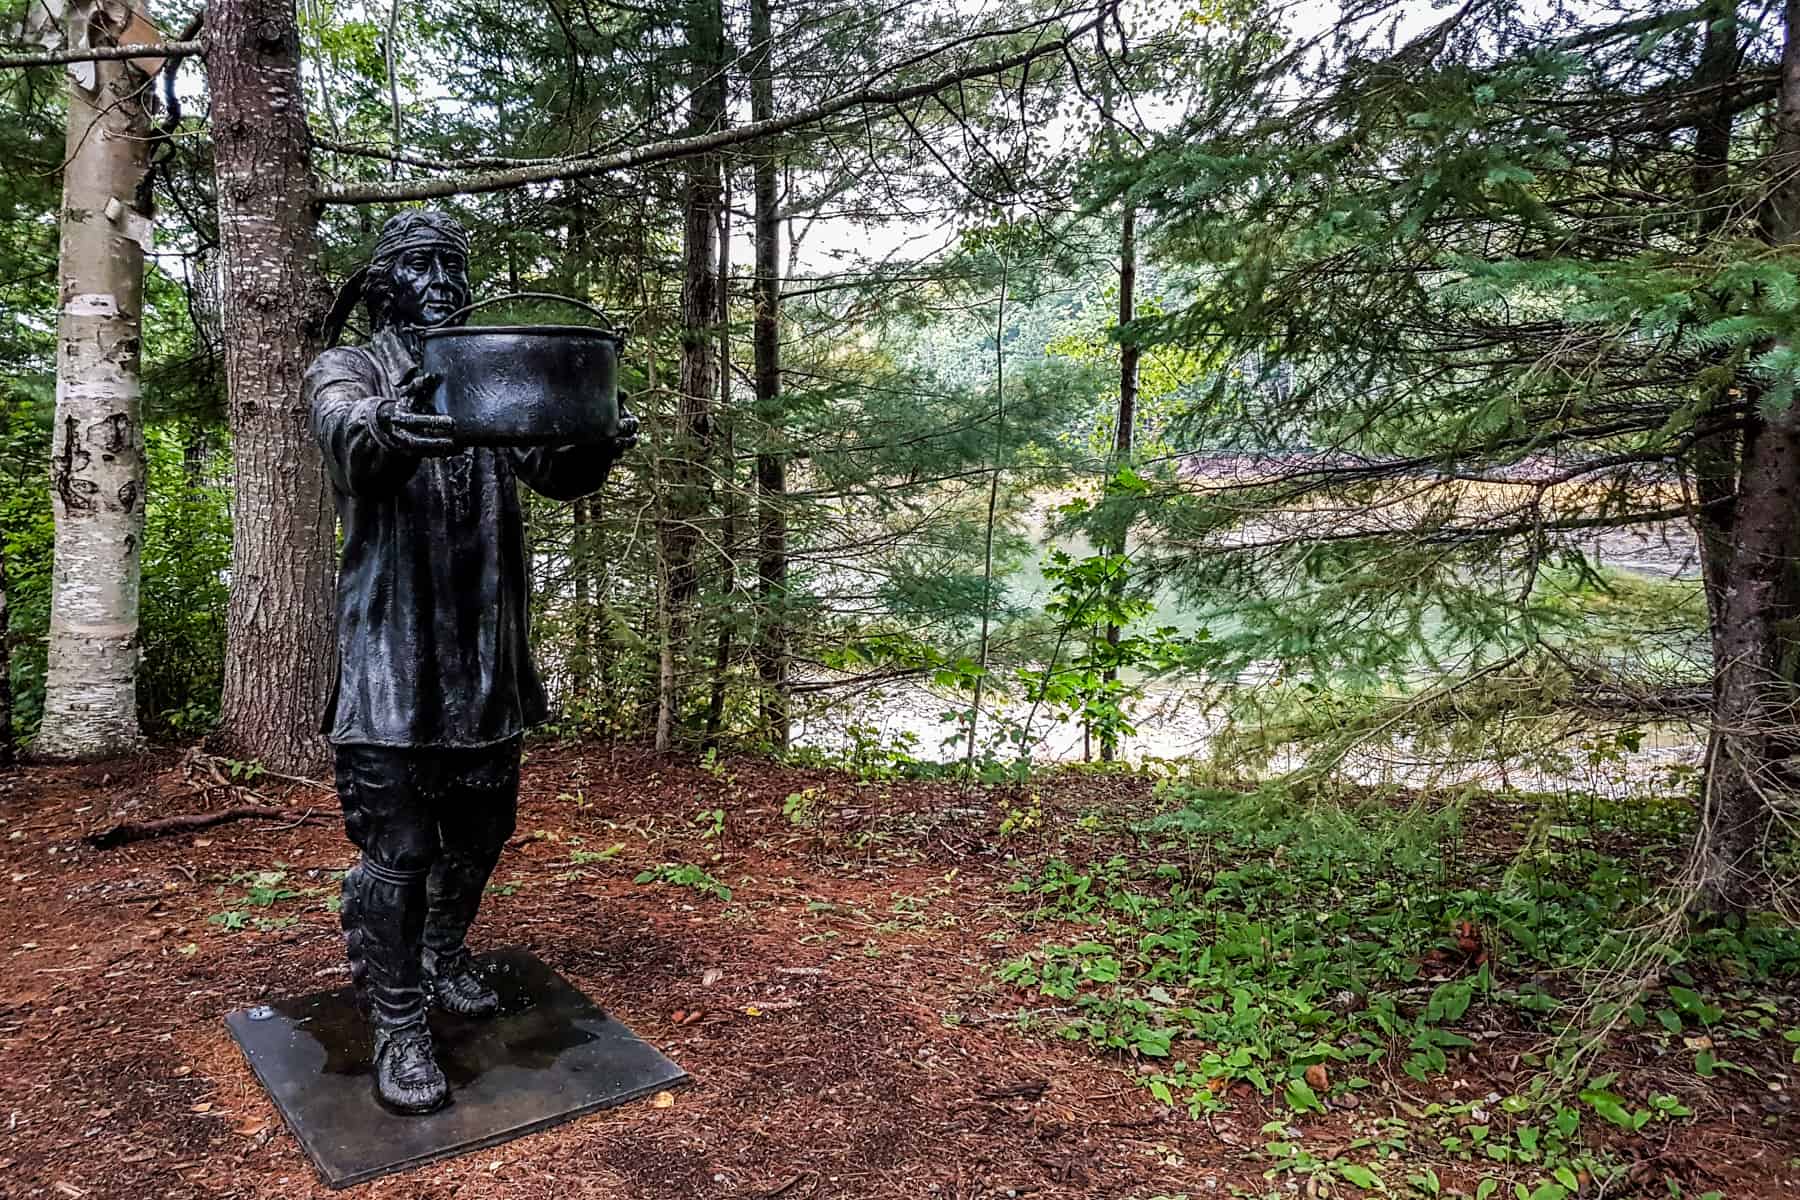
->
xmin=385 ymin=242 xmax=470 ymax=328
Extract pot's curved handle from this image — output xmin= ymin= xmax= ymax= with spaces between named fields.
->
xmin=427 ymin=291 xmax=623 ymax=332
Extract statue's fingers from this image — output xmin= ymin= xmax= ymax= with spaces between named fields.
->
xmin=391 ymin=411 xmax=454 ymax=436
xmin=403 ymin=372 xmax=442 ymax=411
xmin=398 ymin=431 xmax=458 ymax=456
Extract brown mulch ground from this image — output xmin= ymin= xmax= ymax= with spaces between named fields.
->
xmin=0 ymin=744 xmax=1793 ymax=1200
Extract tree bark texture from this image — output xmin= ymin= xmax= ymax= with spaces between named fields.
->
xmin=1695 ymin=0 xmax=1800 ymax=912
xmin=35 ymin=41 xmax=151 ymax=761
xmin=655 ymin=0 xmax=726 ymax=750
xmin=750 ymin=0 xmax=789 ymax=751
xmin=209 ymin=0 xmax=336 ymax=774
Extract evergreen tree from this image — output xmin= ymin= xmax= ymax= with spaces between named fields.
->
xmin=1104 ymin=0 xmax=1795 ymax=909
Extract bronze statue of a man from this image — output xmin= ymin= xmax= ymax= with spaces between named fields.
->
xmin=305 ymin=210 xmax=636 ymax=1114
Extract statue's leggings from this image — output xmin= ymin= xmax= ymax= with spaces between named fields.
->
xmin=334 ymin=739 xmax=520 ymax=1032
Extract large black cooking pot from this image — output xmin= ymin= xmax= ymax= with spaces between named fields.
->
xmin=418 ymin=293 xmax=625 ymax=446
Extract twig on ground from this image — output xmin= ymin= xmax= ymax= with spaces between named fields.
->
xmin=84 ymin=806 xmax=330 ymax=850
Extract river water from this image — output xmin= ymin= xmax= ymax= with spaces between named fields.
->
xmin=791 ymin=516 xmax=1707 ymax=794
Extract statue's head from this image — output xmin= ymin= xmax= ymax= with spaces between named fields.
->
xmin=364 ymin=210 xmax=471 ymax=332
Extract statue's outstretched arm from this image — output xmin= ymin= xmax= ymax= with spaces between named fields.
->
xmin=307 ymin=347 xmax=424 ymax=497
xmin=511 ymin=393 xmax=640 ymax=500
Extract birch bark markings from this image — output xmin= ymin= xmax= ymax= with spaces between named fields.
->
xmin=34 ymin=46 xmax=152 ymax=760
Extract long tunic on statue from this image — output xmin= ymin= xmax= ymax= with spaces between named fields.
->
xmin=306 ymin=326 xmax=609 ymax=749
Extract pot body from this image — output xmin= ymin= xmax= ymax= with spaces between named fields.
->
xmin=419 ymin=324 xmax=624 ymax=446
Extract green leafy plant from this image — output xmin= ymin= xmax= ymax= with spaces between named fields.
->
xmin=993 ymin=781 xmax=1800 ymax=1191
xmin=208 ymin=868 xmax=323 ymax=932
xmin=635 ymin=862 xmax=732 ymax=903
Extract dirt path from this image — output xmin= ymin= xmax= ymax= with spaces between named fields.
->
xmin=0 ymin=746 xmax=1268 ymax=1200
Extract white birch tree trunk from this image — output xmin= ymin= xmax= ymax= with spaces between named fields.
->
xmin=33 ymin=39 xmax=151 ymax=760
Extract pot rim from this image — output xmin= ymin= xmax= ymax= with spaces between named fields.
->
xmin=419 ymin=323 xmax=625 ymax=342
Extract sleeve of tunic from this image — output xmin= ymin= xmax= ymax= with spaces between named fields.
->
xmin=306 ymin=347 xmax=419 ymax=497
xmin=510 ymin=443 xmax=616 ymax=501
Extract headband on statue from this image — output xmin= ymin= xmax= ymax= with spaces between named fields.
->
xmin=368 ymin=210 xmax=470 ymax=271
xmin=322 ymin=211 xmax=472 ymax=347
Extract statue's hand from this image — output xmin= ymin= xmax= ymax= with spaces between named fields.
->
xmin=608 ymin=391 xmax=641 ymax=457
xmin=378 ymin=369 xmax=458 ymax=456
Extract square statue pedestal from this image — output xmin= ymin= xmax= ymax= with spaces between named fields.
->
xmin=226 ymin=947 xmax=689 ymax=1189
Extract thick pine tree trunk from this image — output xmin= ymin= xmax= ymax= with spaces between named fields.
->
xmin=34 ymin=42 xmax=151 ymax=761
xmin=1697 ymin=415 xmax=1800 ymax=911
xmin=750 ymin=0 xmax=789 ymax=751
xmin=209 ymin=0 xmax=336 ymax=774
xmin=655 ymin=0 xmax=726 ymax=751
xmin=1694 ymin=0 xmax=1800 ymax=912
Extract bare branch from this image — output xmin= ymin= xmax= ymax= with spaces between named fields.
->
xmin=0 ymin=39 xmax=204 ymax=70
xmin=311 ymin=134 xmax=577 ymax=172
xmin=318 ymin=5 xmax=1111 ymax=205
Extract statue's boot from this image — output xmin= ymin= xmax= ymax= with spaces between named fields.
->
xmin=343 ymin=858 xmax=448 ymax=1114
xmin=422 ymin=842 xmax=505 ymax=1017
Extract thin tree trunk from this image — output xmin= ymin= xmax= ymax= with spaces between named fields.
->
xmin=572 ymin=497 xmax=592 ymax=701
xmin=1687 ymin=0 xmax=1745 ymax=886
xmin=1695 ymin=0 xmax=1800 ymax=913
xmin=750 ymin=0 xmax=789 ymax=751
xmin=964 ymin=254 xmax=1008 ymax=774
xmin=655 ymin=526 xmax=677 ymax=749
xmin=210 ymin=0 xmax=336 ymax=775
xmin=35 ymin=38 xmax=151 ymax=761
xmin=1 ymin=539 xmax=12 ymax=767
xmin=656 ymin=0 xmax=726 ymax=750
xmin=383 ymin=0 xmax=403 ymax=177
xmin=1099 ymin=201 xmax=1138 ymax=764
xmin=705 ymin=195 xmax=736 ymax=744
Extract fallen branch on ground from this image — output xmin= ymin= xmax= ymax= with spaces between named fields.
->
xmin=86 ymin=806 xmax=330 ymax=850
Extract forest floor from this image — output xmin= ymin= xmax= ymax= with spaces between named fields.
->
xmin=0 ymin=743 xmax=1795 ymax=1200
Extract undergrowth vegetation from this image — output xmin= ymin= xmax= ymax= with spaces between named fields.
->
xmin=995 ymin=782 xmax=1799 ymax=1198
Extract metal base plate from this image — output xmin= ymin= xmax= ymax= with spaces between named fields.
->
xmin=225 ymin=947 xmax=688 ymax=1189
